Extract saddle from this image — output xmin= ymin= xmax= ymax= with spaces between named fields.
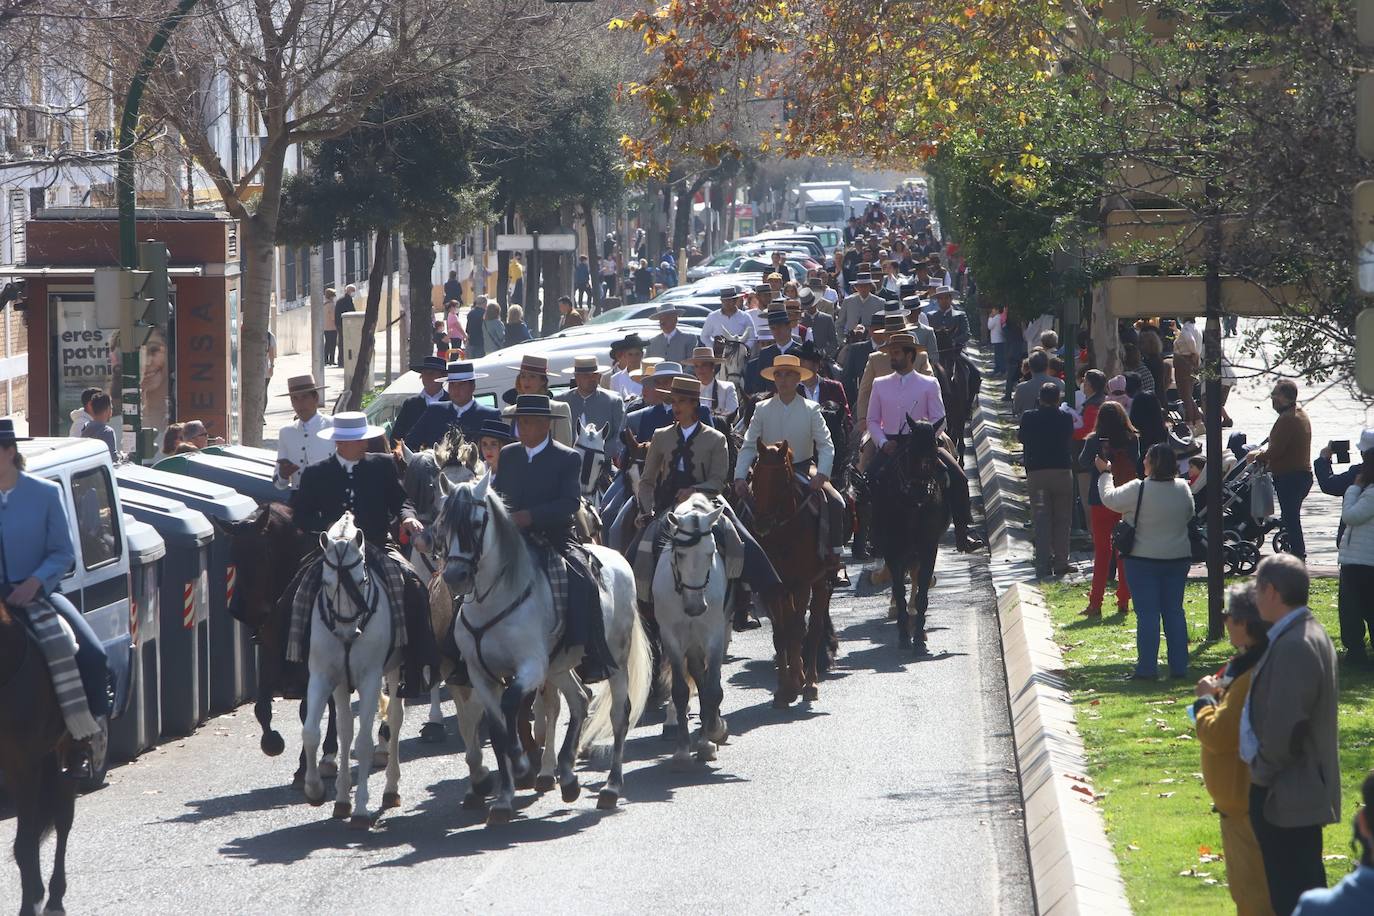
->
xmin=284 ymin=543 xmax=410 ymax=664
xmin=631 ymin=503 xmax=745 ymax=605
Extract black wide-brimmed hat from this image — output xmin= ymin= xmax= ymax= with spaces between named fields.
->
xmin=511 ymin=394 xmax=554 ymax=418
xmin=0 ymin=417 xmax=30 ymax=445
xmin=410 ymin=355 xmax=448 ymax=374
xmin=476 ymin=419 xmax=517 ymax=443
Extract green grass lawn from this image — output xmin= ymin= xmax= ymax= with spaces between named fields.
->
xmin=1039 ymin=577 xmax=1374 ymax=915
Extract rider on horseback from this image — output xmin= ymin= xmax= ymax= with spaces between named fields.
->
xmin=288 ymin=412 xmax=440 ymax=698
xmin=927 ymin=286 xmax=982 ymax=408
xmin=0 ymin=418 xmax=106 ymax=780
xmin=866 ymin=334 xmax=985 ymax=553
xmin=492 ymin=395 xmax=618 ymax=683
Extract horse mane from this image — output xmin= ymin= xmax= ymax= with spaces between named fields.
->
xmin=327 ymin=511 xmax=360 ymax=544
xmin=481 ymin=485 xmax=533 ymax=582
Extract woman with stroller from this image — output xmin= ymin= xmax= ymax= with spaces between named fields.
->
xmin=1079 ymin=401 xmax=1140 ymax=618
xmin=1096 ymin=442 xmax=1195 ymax=680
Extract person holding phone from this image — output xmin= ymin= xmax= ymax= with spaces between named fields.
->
xmin=1337 ymin=430 xmax=1374 ymax=665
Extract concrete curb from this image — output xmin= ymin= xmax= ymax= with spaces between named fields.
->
xmin=969 ymin=372 xmax=1132 ymax=915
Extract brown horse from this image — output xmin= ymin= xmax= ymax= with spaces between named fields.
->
xmin=221 ymin=502 xmax=338 ymax=787
xmin=0 ymin=601 xmax=77 ymax=914
xmin=934 ymin=328 xmax=978 ymax=461
xmin=745 ymin=441 xmax=834 ymax=706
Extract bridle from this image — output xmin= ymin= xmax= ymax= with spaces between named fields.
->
xmin=668 ymin=523 xmax=714 ymax=607
xmin=746 ymin=457 xmax=819 ymax=537
xmin=444 ymin=492 xmax=535 ymax=683
xmin=576 ymin=437 xmax=610 ymax=496
xmin=317 ymin=540 xmax=381 ymax=693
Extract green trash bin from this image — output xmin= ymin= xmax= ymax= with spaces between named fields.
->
xmin=109 ymin=515 xmax=166 ymax=761
xmin=117 ymin=489 xmax=212 ymax=737
xmin=154 ymin=452 xmax=285 ymax=506
xmin=116 ymin=465 xmax=257 ymax=714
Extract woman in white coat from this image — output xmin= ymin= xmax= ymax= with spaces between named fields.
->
xmin=1338 ymin=431 xmax=1374 ymax=663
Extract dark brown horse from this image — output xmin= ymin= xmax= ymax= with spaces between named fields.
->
xmin=745 ymin=441 xmax=834 ymax=706
xmin=933 ymin=328 xmax=979 ymax=461
xmin=0 ymin=601 xmax=76 ymax=914
xmin=221 ymin=503 xmax=338 ymax=787
xmin=871 ymin=420 xmax=951 ymax=653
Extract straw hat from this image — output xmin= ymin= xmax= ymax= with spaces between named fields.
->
xmin=563 ymin=354 xmax=612 ymax=376
xmin=628 ymin=357 xmax=666 ymax=383
xmin=279 ymin=374 xmax=326 ymax=397
xmin=760 ymin=354 xmax=815 ymax=383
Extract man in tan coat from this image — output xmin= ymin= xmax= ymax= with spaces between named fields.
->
xmin=638 ymin=376 xmax=730 ymax=517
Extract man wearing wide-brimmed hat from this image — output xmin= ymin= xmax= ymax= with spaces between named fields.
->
xmin=492 ymin=394 xmax=617 ymax=681
xmin=608 ymin=333 xmax=647 ymax=399
xmin=391 ymin=355 xmax=449 ymax=446
xmin=735 ymin=355 xmax=847 ymax=569
xmin=927 ymin=284 xmax=982 ymax=411
xmin=405 ymin=361 xmax=500 ymax=450
xmin=274 ymin=373 xmax=334 ymax=490
xmin=698 ymin=285 xmax=755 ymax=350
xmin=798 ymin=286 xmax=839 ymax=361
xmin=624 ymin=361 xmax=710 ymax=443
xmin=839 ymin=269 xmax=884 ymax=336
xmin=557 ymin=355 xmax=624 ymax=460
xmin=502 ymin=354 xmax=574 ymax=447
xmin=288 ymin=412 xmax=439 ymax=697
xmin=743 ymin=308 xmax=802 ymax=396
xmin=645 ymin=304 xmax=695 ymax=364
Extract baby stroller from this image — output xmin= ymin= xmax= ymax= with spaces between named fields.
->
xmin=1192 ymin=432 xmax=1283 ymax=575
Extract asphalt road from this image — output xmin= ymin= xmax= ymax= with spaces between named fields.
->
xmin=1 ymin=547 xmax=1031 ymax=915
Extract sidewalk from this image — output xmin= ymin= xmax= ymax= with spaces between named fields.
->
xmin=263 ymin=322 xmax=403 ymax=445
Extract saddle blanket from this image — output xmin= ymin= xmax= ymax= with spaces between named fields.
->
xmin=286 ymin=543 xmax=409 ymax=663
xmin=16 ymin=596 xmax=100 ymax=740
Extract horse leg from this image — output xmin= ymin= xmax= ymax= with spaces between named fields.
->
xmin=598 ymin=657 xmax=634 ymax=809
xmin=515 ymin=692 xmax=540 ymax=788
xmin=499 ymin=678 xmax=535 ymax=785
xmin=786 ymin=585 xmax=807 ymax=699
xmin=330 ymin=683 xmax=354 ymax=821
xmin=420 ymin=684 xmax=447 ymax=744
xmin=685 ymin=652 xmax=717 ymax=762
xmin=373 ymin=690 xmax=391 ymax=771
xmin=535 ymin=686 xmax=562 ymax=792
xmin=11 ymin=764 xmax=46 ymax=913
xmin=44 ymin=764 xmax=76 ymax=914
xmin=256 ymin=649 xmax=284 ymax=757
xmin=769 ymin=594 xmax=799 ymax=708
xmin=318 ymin=695 xmax=340 ymax=782
xmin=381 ymin=675 xmax=404 ymax=813
xmin=452 ymin=685 xmax=494 ymax=809
xmin=470 ymin=677 xmax=516 ymax=824
xmin=913 ymin=545 xmax=938 ymax=654
xmin=300 ymin=675 xmax=331 ymax=806
xmin=351 ymin=676 xmax=382 ymax=828
xmin=667 ymin=651 xmax=693 ymax=766
xmin=548 ymin=670 xmax=590 ymax=804
xmin=701 ymin=648 xmax=729 ymax=746
xmin=801 ymin=589 xmax=827 ymax=702
xmin=890 ymin=558 xmax=911 ymax=648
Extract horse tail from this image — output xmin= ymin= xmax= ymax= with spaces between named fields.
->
xmin=580 ymin=600 xmax=652 ymax=752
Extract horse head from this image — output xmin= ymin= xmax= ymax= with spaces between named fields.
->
xmin=750 ymin=440 xmax=796 ymax=512
xmin=895 ymin=418 xmax=945 ymax=503
xmin=436 ymin=475 xmax=501 ymax=594
xmin=575 ymin=420 xmax=610 ymax=499
xmin=663 ymin=493 xmax=724 ymax=616
xmin=402 ymin=447 xmax=443 ymax=523
xmin=318 ymin=513 xmax=370 ymax=644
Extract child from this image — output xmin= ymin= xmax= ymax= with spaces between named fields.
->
xmin=432 ymin=320 xmax=449 ymax=358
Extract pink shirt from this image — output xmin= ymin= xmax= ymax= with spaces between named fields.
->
xmin=867 ymin=370 xmax=946 ymax=446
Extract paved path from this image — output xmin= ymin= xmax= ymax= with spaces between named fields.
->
xmin=263 ymin=323 xmax=404 ymax=443
xmin=0 ymin=548 xmax=1031 ymax=914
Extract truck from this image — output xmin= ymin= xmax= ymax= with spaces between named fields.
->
xmin=795 ymin=181 xmax=853 ymax=230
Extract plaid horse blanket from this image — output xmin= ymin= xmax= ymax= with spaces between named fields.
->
xmin=286 ymin=543 xmax=409 ymax=663
xmin=20 ymin=596 xmax=101 ymax=740
xmin=633 ymin=503 xmax=745 ymax=605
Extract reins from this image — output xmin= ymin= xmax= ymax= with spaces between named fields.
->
xmin=668 ymin=526 xmax=714 ymax=604
xmin=317 ymin=544 xmax=383 ymax=694
xmin=745 ymin=463 xmax=820 ymax=537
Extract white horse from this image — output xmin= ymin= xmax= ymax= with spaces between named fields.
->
xmin=713 ymin=331 xmax=750 ymax=389
xmin=653 ymin=494 xmax=731 ymax=764
xmin=436 ymin=475 xmax=652 ymax=824
xmin=400 ymin=435 xmax=482 ymax=743
xmin=300 ymin=513 xmax=403 ymax=829
xmin=573 ymin=420 xmax=610 ymax=543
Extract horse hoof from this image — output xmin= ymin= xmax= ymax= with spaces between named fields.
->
xmin=292 ymin=772 xmax=306 ymax=791
xmin=486 ymin=806 xmax=513 ymax=826
xmin=304 ymin=784 xmax=325 ymax=806
xmin=535 ymin=774 xmax=557 ymax=793
xmin=772 ymin=694 xmax=793 ymax=709
xmin=913 ymin=641 xmax=931 ymax=657
xmin=561 ymin=779 xmax=581 ymax=803
xmin=261 ymin=731 xmax=285 ymax=757
xmin=660 ymin=722 xmax=680 ymax=741
xmin=332 ymin=801 xmax=352 ymax=820
xmin=695 ymin=743 xmax=717 ymax=763
xmin=419 ymin=722 xmax=446 ymax=744
xmin=803 ymin=685 xmax=819 ymax=702
xmin=596 ymin=789 xmax=619 ymax=810
xmin=347 ymin=815 xmax=372 ymax=832
xmin=319 ymin=759 xmax=338 ymax=780
xmin=461 ymin=791 xmax=485 ymax=810
xmin=515 ymin=772 xmax=536 ymax=791
xmin=671 ymin=752 xmax=693 ymax=771
xmin=382 ymin=792 xmax=401 ymax=810
xmin=472 ymin=772 xmax=496 ymax=797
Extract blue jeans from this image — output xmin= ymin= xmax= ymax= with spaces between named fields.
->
xmin=992 ymin=342 xmax=1006 ymax=375
xmin=1272 ymin=471 xmax=1312 ymax=559
xmin=46 ymin=593 xmax=111 ymax=719
xmin=1123 ymin=557 xmax=1191 ymax=677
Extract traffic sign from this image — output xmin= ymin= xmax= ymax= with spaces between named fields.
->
xmin=537 ymin=234 xmax=578 ymax=252
xmin=494 ymin=233 xmax=578 ymax=252
xmin=1357 ymin=308 xmax=1374 ymax=395
xmin=495 ymin=234 xmax=533 ymax=251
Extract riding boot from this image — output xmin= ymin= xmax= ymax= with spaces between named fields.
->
xmin=62 ymin=739 xmax=93 ymax=782
xmin=399 ymin=571 xmax=437 ymax=699
xmin=732 ymin=587 xmax=761 ymax=631
xmin=938 ymin=450 xmax=986 ymax=553
xmin=565 ymin=552 xmax=616 ymax=684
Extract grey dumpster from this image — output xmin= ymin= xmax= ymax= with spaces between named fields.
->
xmin=197 ymin=444 xmax=279 ymax=470
xmin=153 ymin=452 xmax=286 ymax=505
xmin=109 ymin=515 xmax=166 ymax=762
xmin=117 ymin=489 xmax=212 ymax=737
xmin=116 ymin=465 xmax=258 ymax=713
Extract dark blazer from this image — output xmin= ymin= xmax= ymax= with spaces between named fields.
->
xmin=806 ymin=311 xmax=840 ymax=360
xmin=625 ymin=402 xmax=710 ymax=442
xmin=465 ymin=308 xmax=486 ymax=358
xmin=840 ymin=339 xmax=876 ymax=406
xmin=744 ymin=340 xmax=800 ymax=396
xmin=493 ymin=439 xmax=581 ymax=545
xmin=291 ymin=454 xmax=416 ymax=545
xmin=929 ymin=307 xmax=972 ymax=350
xmin=334 ymin=294 xmax=355 ymax=329
xmin=392 ymin=391 xmax=448 ymax=443
xmin=404 ymin=401 xmax=502 ymax=450
xmin=797 ymin=377 xmax=852 ymax=425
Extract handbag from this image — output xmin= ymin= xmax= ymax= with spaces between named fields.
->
xmin=1251 ymin=470 xmax=1276 ymax=521
xmin=1111 ymin=480 xmax=1146 ymax=555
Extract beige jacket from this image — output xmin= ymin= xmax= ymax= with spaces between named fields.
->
xmin=638 ymin=423 xmax=729 ymax=514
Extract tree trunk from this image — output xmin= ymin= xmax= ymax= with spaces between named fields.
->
xmin=347 ymin=231 xmax=390 ymax=411
xmin=496 ymin=201 xmax=514 ymax=309
xmin=238 ymin=212 xmax=275 ymax=446
xmin=582 ymin=197 xmax=601 ymax=311
xmin=309 ymin=244 xmax=325 ymax=384
xmin=405 ymin=239 xmax=437 ymax=369
xmin=673 ymin=178 xmax=707 ymax=259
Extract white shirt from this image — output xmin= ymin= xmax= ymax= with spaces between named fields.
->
xmin=275 ymin=412 xmax=335 ymax=490
xmin=699 ymin=307 xmax=755 ymax=346
xmin=422 ymin=389 xmax=447 ymax=405
xmin=801 ymin=379 xmax=820 ymax=402
xmin=699 ymin=379 xmax=740 ymax=417
xmin=987 ymin=312 xmax=1005 ymax=344
xmin=611 ymin=368 xmax=642 ymax=400
xmin=337 ymin=454 xmax=359 ymax=473
xmin=525 ymin=435 xmax=551 ymax=461
xmin=450 ymin=399 xmax=475 ymax=417
xmin=1174 ymin=321 xmax=1202 ymax=357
